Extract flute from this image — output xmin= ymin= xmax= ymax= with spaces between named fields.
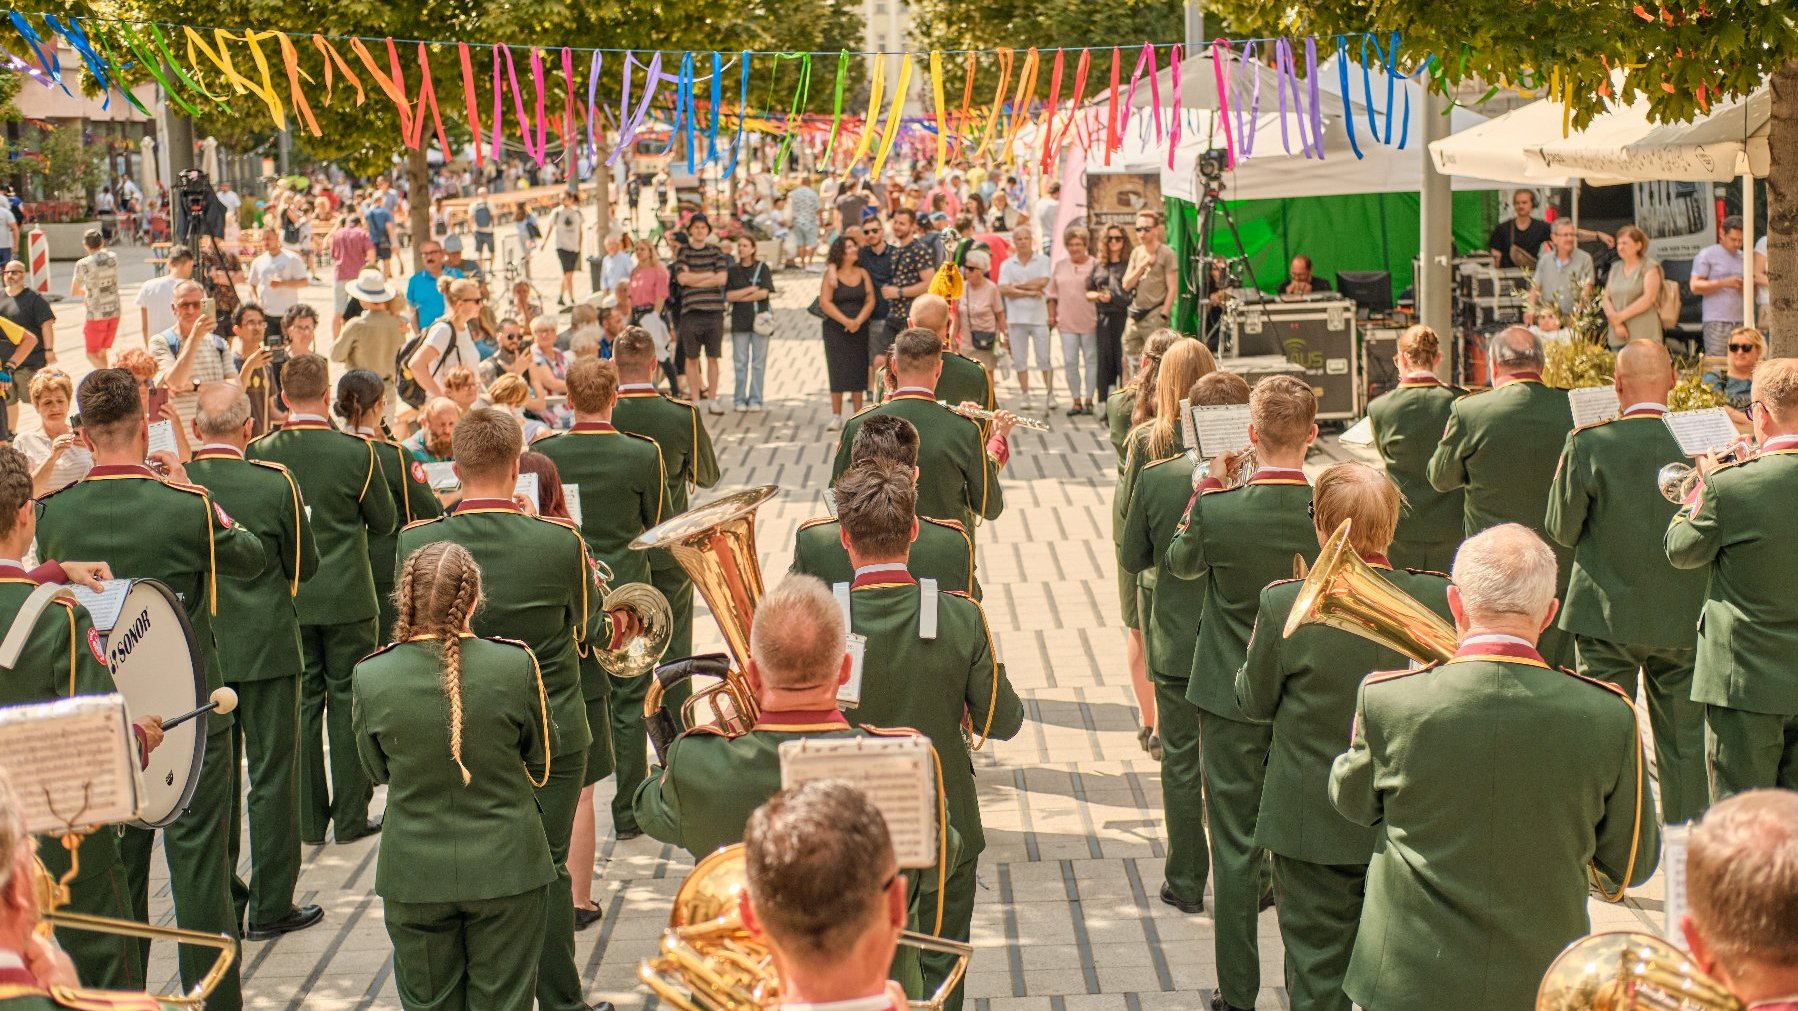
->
xmin=939 ymin=401 xmax=1051 ymax=431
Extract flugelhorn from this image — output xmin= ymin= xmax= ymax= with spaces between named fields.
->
xmin=1283 ymin=518 xmax=1458 ymax=663
xmin=1188 ymin=447 xmax=1258 ymax=491
xmin=638 ymin=844 xmax=971 ymax=1011
xmin=938 ymin=401 xmax=1050 ymax=431
xmin=1536 ymin=931 xmax=1741 ymax=1011
xmin=1657 ymin=443 xmax=1752 ymax=504
xmin=588 ymin=556 xmax=674 ymax=678
xmin=630 ymin=485 xmax=778 ymax=759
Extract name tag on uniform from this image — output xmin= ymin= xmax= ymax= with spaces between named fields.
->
xmin=837 ymin=632 xmax=867 ymax=709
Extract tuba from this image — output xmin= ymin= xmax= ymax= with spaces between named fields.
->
xmin=588 ymin=556 xmax=675 ymax=678
xmin=1536 ymin=931 xmax=1741 ymax=1011
xmin=639 ymin=844 xmax=971 ymax=1011
xmin=1282 ymin=518 xmax=1458 ymax=663
xmin=630 ymin=485 xmax=779 ymax=758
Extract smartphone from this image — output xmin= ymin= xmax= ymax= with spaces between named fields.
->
xmin=200 ymin=296 xmax=217 ymax=320
xmin=144 ymin=385 xmax=170 ymax=420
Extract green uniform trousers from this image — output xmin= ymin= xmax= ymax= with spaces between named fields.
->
xmin=583 ymin=689 xmax=615 ymax=787
xmin=384 ymin=885 xmax=547 ymax=1011
xmin=1706 ymin=705 xmax=1798 ymax=800
xmin=1272 ymin=855 xmax=1366 ymax=1011
xmin=227 ymin=674 xmax=302 ymax=926
xmin=1198 ymin=708 xmax=1274 ymax=1010
xmin=1576 ymin=636 xmax=1708 ymax=824
xmin=607 ymin=670 xmax=650 ymax=831
xmin=1387 ymin=539 xmax=1457 ymax=575
xmin=37 ymin=830 xmax=141 ymax=990
xmin=918 ymin=850 xmax=977 ymax=1011
xmin=299 ymin=619 xmax=378 ymax=842
xmin=119 ymin=725 xmax=243 ymax=1011
xmin=1153 ymin=673 xmax=1209 ymax=904
xmin=536 ymin=750 xmax=587 ymax=1011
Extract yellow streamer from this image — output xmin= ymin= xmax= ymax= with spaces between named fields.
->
xmin=1000 ymin=47 xmax=1040 ymax=164
xmin=870 ymin=55 xmax=913 ymax=179
xmin=228 ymin=30 xmax=287 ymax=130
xmin=844 ymin=54 xmax=886 ymax=175
xmin=312 ymin=35 xmax=366 ymax=106
xmin=930 ymin=51 xmax=947 ymax=175
xmin=972 ymin=49 xmax=1013 ymax=162
xmin=182 ymin=27 xmax=243 ymax=96
xmin=275 ymin=32 xmax=320 ymax=136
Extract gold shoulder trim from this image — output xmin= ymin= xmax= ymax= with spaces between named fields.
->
xmin=1365 ymin=662 xmax=1439 ymax=686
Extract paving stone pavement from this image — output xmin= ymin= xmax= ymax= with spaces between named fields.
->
xmin=39 ymin=240 xmax=1671 ymax=1010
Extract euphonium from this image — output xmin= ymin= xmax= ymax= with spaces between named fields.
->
xmin=33 ymin=850 xmax=235 ymax=1007
xmin=588 ymin=557 xmax=675 ymax=678
xmin=630 ymin=485 xmax=778 ymax=753
xmin=1282 ymin=518 xmax=1458 ymax=663
xmin=1535 ymin=931 xmax=1741 ymax=1011
xmin=638 ymin=844 xmax=971 ymax=1011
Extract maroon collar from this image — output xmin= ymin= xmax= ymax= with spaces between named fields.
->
xmin=193 ymin=447 xmax=246 ymax=460
xmin=1763 ymin=434 xmax=1798 ymax=452
xmin=0 ymin=964 xmax=35 ymax=986
xmin=571 ymin=420 xmax=617 ymax=432
xmin=1361 ymin=553 xmax=1392 ymax=569
xmin=454 ymin=497 xmax=521 ymax=513
xmin=1247 ymin=467 xmax=1309 ymax=484
xmin=280 ymin=419 xmax=333 ymax=430
xmin=0 ymin=565 xmax=30 ymax=581
xmin=1399 ymin=372 xmax=1440 ymax=386
xmin=753 ymin=709 xmax=850 ymax=730
xmin=1621 ymin=405 xmax=1669 ymax=418
xmin=1452 ymin=637 xmax=1546 ymax=665
xmin=851 ymin=567 xmax=917 ymax=589
xmin=88 ymin=464 xmax=157 ymax=478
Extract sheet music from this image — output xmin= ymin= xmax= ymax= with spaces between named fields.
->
xmin=1662 ymin=822 xmax=1690 ymax=945
xmin=822 ymin=488 xmax=838 ymax=518
xmin=515 ymin=472 xmax=540 ymax=510
xmin=67 ymin=579 xmax=131 ymax=633
xmin=1339 ymin=416 xmax=1375 ymax=447
xmin=1193 ymin=404 xmax=1252 ymax=458
xmin=1567 ymin=386 xmax=1621 ymax=428
xmin=146 ymin=419 xmax=177 ymax=458
xmin=837 ymin=633 xmax=866 ymax=709
xmin=1178 ymin=398 xmax=1197 ymax=453
xmin=422 ymin=461 xmax=459 ymax=491
xmin=0 ymin=696 xmax=140 ymax=833
xmin=780 ymin=734 xmax=936 ymax=869
xmin=1663 ymin=408 xmax=1740 ymax=457
xmin=562 ymin=484 xmax=583 ymax=526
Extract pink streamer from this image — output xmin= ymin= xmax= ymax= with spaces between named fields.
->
xmin=1210 ymin=38 xmax=1236 ymax=170
xmin=1122 ymin=43 xmax=1161 ymax=143
xmin=1166 ymin=45 xmax=1181 ymax=169
xmin=530 ymin=47 xmax=547 ymax=167
xmin=491 ymin=45 xmax=540 ymax=164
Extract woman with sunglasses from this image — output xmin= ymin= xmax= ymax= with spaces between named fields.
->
xmin=1087 ymin=225 xmax=1133 ymax=402
xmin=1704 ymin=325 xmax=1765 ymax=429
xmin=407 ymin=278 xmax=486 ymax=402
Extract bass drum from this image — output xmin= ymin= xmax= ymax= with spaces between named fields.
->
xmin=100 ymin=580 xmax=206 ymax=829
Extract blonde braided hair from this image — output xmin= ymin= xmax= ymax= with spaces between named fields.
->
xmin=392 ymin=542 xmax=485 ymax=786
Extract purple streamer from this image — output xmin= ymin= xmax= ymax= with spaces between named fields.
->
xmin=1230 ymin=41 xmax=1260 ymax=159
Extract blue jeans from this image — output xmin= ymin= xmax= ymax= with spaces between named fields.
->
xmin=732 ymin=329 xmax=768 ymax=406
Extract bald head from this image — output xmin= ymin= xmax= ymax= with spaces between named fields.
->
xmin=1487 ymin=326 xmax=1545 ymax=377
xmin=1613 ymin=339 xmax=1674 ymax=407
xmin=194 ymin=382 xmax=252 ymax=446
xmin=907 ymin=294 xmax=951 ymax=342
xmin=748 ymin=576 xmax=848 ymax=693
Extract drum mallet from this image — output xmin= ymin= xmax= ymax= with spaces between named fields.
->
xmin=159 ymin=688 xmax=239 ymax=731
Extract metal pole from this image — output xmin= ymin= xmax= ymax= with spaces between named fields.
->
xmin=1417 ymin=88 xmax=1454 ymax=337
xmin=1743 ymin=171 xmax=1756 ymax=329
xmin=1184 ymin=0 xmax=1205 ymax=48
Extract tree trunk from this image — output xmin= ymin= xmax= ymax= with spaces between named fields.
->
xmin=406 ymin=145 xmax=431 ymax=273
xmin=1767 ymin=58 xmax=1798 ymax=356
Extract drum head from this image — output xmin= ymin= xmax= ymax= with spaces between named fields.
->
xmin=104 ymin=580 xmax=205 ymax=829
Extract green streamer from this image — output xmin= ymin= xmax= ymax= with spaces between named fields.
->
xmin=775 ymin=53 xmax=811 ymax=173
xmin=88 ymin=22 xmax=150 ymax=115
xmin=820 ymin=50 xmax=849 ymax=167
xmin=144 ymin=21 xmax=228 ymax=107
xmin=115 ymin=22 xmax=205 ymax=115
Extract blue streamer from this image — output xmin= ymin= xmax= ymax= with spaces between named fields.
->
xmin=1335 ymin=36 xmax=1363 ymax=160
xmin=722 ymin=50 xmax=751 ymax=179
xmin=42 ymin=15 xmax=112 ymax=107
xmin=9 ymin=13 xmax=68 ymax=93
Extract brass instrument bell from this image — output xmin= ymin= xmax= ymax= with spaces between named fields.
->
xmin=1535 ymin=931 xmax=1741 ymax=1011
xmin=1283 ymin=518 xmax=1458 ymax=663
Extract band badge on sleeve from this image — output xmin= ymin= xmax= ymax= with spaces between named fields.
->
xmin=213 ymin=503 xmax=234 ymax=529
xmin=87 ymin=627 xmax=108 ymax=666
xmin=411 ymin=462 xmax=428 ymax=484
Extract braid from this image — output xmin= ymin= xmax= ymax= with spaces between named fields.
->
xmin=392 ymin=542 xmax=483 ymax=786
xmin=391 ymin=552 xmax=421 ymax=642
xmin=440 ymin=561 xmax=481 ymax=786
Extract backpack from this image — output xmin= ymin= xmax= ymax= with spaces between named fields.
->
xmin=280 ymin=214 xmax=303 ymax=246
xmin=395 ymin=323 xmax=463 ymax=408
xmin=1656 ymin=277 xmax=1683 ymax=329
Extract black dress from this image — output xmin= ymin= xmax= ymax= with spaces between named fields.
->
xmin=822 ymin=272 xmax=870 ymax=393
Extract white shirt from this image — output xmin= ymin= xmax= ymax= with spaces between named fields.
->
xmin=248 ymin=249 xmax=308 ymax=316
xmin=553 ymin=207 xmax=583 ymax=251
xmin=135 ymin=274 xmax=183 ymax=337
xmin=422 ymin=319 xmax=481 ymax=380
xmin=781 ymin=996 xmax=895 ymax=1011
xmin=217 ymin=190 xmax=242 ymax=213
xmin=14 ymin=428 xmax=92 ymax=492
xmin=998 ymin=253 xmax=1050 ymax=326
xmin=1755 ymin=234 xmax=1769 ymax=308
xmin=600 ymin=250 xmax=635 ymax=291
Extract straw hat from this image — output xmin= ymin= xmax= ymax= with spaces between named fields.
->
xmin=347 ymin=268 xmax=397 ymax=304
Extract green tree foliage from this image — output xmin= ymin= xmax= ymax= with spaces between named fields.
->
xmin=907 ymin=0 xmax=1181 ymax=105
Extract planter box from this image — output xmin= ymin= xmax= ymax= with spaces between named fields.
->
xmin=32 ymin=221 xmax=102 ymax=261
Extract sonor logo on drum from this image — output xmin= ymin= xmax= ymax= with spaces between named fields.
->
xmin=107 ymin=609 xmax=154 ymax=670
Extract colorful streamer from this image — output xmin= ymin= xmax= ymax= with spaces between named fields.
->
xmin=870 ymin=53 xmax=912 ymax=178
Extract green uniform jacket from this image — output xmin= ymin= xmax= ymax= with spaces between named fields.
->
xmin=534 ymin=421 xmax=666 ymax=588
xmin=1545 ymin=411 xmax=1705 ymax=648
xmin=397 ymin=502 xmax=602 ymax=756
xmin=1113 ymin=423 xmax=1186 ymax=546
xmin=186 ymin=450 xmax=319 ymax=679
xmin=938 ymin=351 xmax=995 ymax=423
xmin=1118 ymin=454 xmax=1204 ymax=679
xmin=613 ymin=389 xmax=720 ymax=575
xmin=635 ymin=712 xmax=925 ymax=859
xmin=1235 ymin=567 xmax=1453 ymax=865
xmin=790 ymin=516 xmax=977 ymax=597
xmin=831 ymin=394 xmax=1002 ymax=536
xmin=1665 ymin=446 xmax=1798 ymax=714
xmin=352 ymin=635 xmax=555 ymax=903
xmin=1105 ymin=388 xmax=1138 ymax=468
xmin=839 ymin=575 xmax=1023 ymax=854
xmin=1164 ymin=473 xmax=1317 ymax=718
xmin=364 ymin=435 xmax=444 ymax=592
xmin=36 ymin=465 xmax=266 ymax=704
xmin=1426 ymin=377 xmax=1574 ymax=540
xmin=1329 ymin=652 xmax=1660 ymax=1011
xmin=0 ymin=572 xmax=116 ymax=705
xmin=1367 ymin=379 xmax=1467 ymax=557
xmin=247 ymin=420 xmax=398 ymax=626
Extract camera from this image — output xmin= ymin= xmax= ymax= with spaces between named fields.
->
xmin=1198 ymin=148 xmax=1230 ymax=184
xmin=174 ymin=168 xmax=225 ymax=240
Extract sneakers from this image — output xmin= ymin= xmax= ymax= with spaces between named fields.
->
xmin=734 ymin=403 xmax=748 ymax=413
xmin=706 ymin=399 xmax=725 ymax=416
xmin=826 ymin=415 xmax=843 ymax=431
xmin=1046 ymin=392 xmax=1059 ymax=410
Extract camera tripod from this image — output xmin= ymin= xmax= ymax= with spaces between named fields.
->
xmin=1189 ymin=174 xmax=1268 ymax=352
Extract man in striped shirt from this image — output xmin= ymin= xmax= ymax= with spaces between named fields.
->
xmin=674 ymin=214 xmax=731 ymax=416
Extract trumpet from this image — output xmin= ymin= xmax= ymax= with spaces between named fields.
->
xmin=938 ymin=401 xmax=1050 ymax=432
xmin=1657 ymin=444 xmax=1751 ymax=505
xmin=1188 ymin=447 xmax=1259 ymax=491
xmin=588 ymin=556 xmax=675 ymax=679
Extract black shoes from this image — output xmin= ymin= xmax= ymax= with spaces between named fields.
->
xmin=245 ymin=904 xmax=324 ymax=941
xmin=336 ymin=815 xmax=383 ymax=844
xmin=1159 ymin=882 xmax=1204 ymax=915
xmin=574 ymin=904 xmax=604 ymax=931
xmin=615 ymin=827 xmax=644 ymax=841
xmin=1260 ymin=886 xmax=1277 ymax=913
xmin=1208 ymin=989 xmax=1253 ymax=1011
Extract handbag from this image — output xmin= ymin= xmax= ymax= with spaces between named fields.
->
xmin=807 ymin=297 xmax=826 ymax=320
xmin=970 ymin=330 xmax=997 ymax=351
xmin=1656 ymin=278 xmax=1683 ymax=329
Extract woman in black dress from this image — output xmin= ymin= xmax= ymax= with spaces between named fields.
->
xmin=819 ymin=234 xmax=873 ymax=428
xmin=1087 ymin=224 xmax=1132 ymax=402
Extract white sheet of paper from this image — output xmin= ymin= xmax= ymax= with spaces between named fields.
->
xmin=1567 ymin=386 xmax=1622 ymax=428
xmin=1193 ymin=404 xmax=1253 ymax=458
xmin=780 ymin=734 xmax=936 ymax=869
xmin=422 ymin=461 xmax=459 ymax=491
xmin=0 ymin=696 xmax=141 ymax=833
xmin=562 ymin=484 xmax=583 ymax=526
xmin=1662 ymin=822 xmax=1690 ymax=944
xmin=514 ymin=472 xmax=540 ymax=510
xmin=1339 ymin=416 xmax=1375 ymax=447
xmin=1178 ymin=398 xmax=1197 ymax=453
xmin=823 ymin=488 xmax=838 ymax=518
xmin=67 ymin=579 xmax=132 ymax=633
xmin=146 ymin=420 xmax=177 ymax=458
xmin=837 ymin=632 xmax=866 ymax=709
xmin=1663 ymin=408 xmax=1741 ymax=457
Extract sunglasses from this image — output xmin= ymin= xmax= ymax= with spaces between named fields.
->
xmin=1134 ymin=225 xmax=1152 ymax=232
xmin=1106 ymin=235 xmax=1125 ymax=242
xmin=1728 ymin=343 xmax=1758 ymax=353
xmin=459 ymin=297 xmax=486 ymax=305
